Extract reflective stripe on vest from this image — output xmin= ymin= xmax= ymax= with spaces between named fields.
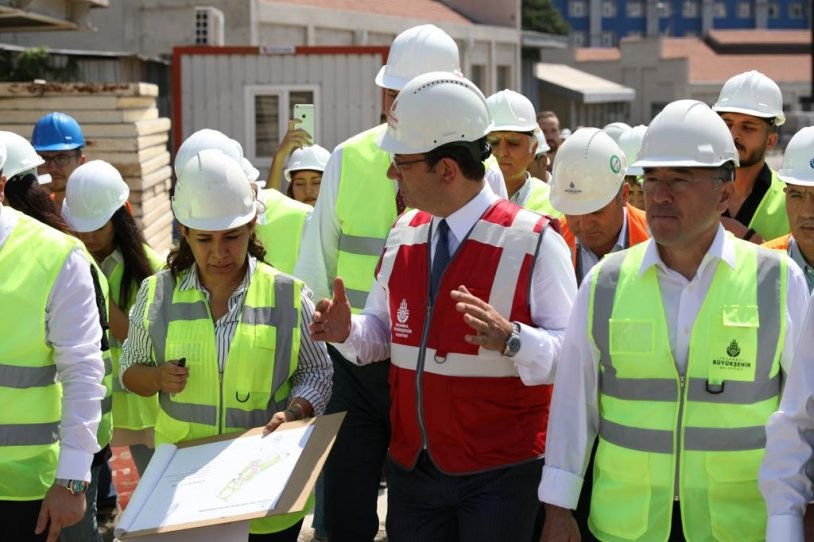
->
xmin=0 ymin=210 xmax=78 ymax=499
xmin=336 ymin=124 xmax=395 ymax=312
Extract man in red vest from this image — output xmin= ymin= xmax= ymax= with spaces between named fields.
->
xmin=310 ymin=72 xmax=577 ymax=541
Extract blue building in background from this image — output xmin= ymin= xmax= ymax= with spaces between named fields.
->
xmin=552 ymin=0 xmax=810 ymax=46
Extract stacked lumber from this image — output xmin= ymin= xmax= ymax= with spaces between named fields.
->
xmin=0 ymin=82 xmax=173 ymax=254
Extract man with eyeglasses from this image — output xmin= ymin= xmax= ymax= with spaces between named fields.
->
xmin=539 ymin=99 xmax=807 ymax=541
xmin=31 ymin=112 xmax=87 ymax=209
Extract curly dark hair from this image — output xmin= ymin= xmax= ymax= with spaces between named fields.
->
xmin=4 ymin=173 xmax=71 ymax=233
xmin=167 ymin=225 xmax=267 ymax=281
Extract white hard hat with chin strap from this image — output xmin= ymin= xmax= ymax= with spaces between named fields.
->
xmin=375 ymin=24 xmax=461 ymax=90
xmin=172 ymin=149 xmax=256 ymax=231
xmin=712 ymin=70 xmax=785 ymax=126
xmin=61 ymin=160 xmax=129 ymax=232
xmin=550 ymin=127 xmax=627 ymax=215
xmin=378 ymin=72 xmax=492 ymax=157
xmin=778 ymin=126 xmax=814 ymax=187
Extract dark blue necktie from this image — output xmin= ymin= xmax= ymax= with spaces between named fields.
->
xmin=430 ymin=219 xmax=450 ymax=301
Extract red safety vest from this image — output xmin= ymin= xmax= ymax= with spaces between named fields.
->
xmin=378 ymin=199 xmax=552 ymax=473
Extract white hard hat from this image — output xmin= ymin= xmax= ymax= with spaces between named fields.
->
xmin=0 ymin=130 xmax=51 ymax=185
xmin=778 ymin=127 xmax=814 ymax=187
xmin=62 ymin=160 xmax=129 ymax=232
xmin=375 ymin=24 xmax=461 ymax=90
xmin=602 ymin=122 xmax=631 ymax=143
xmin=487 ymin=90 xmax=539 ymax=133
xmin=0 ymin=142 xmax=6 ymax=172
xmin=550 ymin=128 xmax=627 ymax=215
xmin=617 ymin=124 xmax=648 ymax=176
xmin=378 ymin=72 xmax=492 ymax=155
xmin=534 ymin=131 xmax=550 ymax=156
xmin=712 ymin=70 xmax=785 ymax=126
xmin=240 ymin=157 xmax=260 ymax=183
xmin=174 ymin=129 xmax=243 ymax=177
xmin=284 ymin=145 xmax=331 ymax=182
xmin=633 ymin=99 xmax=739 ymax=169
xmin=172 ymin=149 xmax=256 ymax=231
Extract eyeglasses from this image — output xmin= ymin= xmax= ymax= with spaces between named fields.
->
xmin=642 ymin=175 xmax=726 ymax=194
xmin=390 ymin=155 xmax=429 ymax=171
xmin=39 ymin=152 xmax=80 ymax=167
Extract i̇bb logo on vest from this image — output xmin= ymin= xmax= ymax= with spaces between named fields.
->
xmin=393 ymin=298 xmax=413 ymax=339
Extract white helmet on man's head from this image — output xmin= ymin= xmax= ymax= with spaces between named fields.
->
xmin=712 ymin=70 xmax=785 ymax=126
xmin=0 ymin=130 xmax=50 ymax=184
xmin=602 ymin=122 xmax=631 ymax=143
xmin=778 ymin=127 xmax=814 ymax=187
xmin=378 ymin=72 xmax=492 ymax=156
xmin=375 ymin=24 xmax=461 ymax=90
xmin=617 ymin=124 xmax=648 ymax=176
xmin=172 ymin=149 xmax=256 ymax=231
xmin=61 ymin=160 xmax=129 ymax=232
xmin=174 ymin=128 xmax=243 ymax=177
xmin=633 ymin=100 xmax=739 ymax=169
xmin=487 ymin=90 xmax=539 ymax=133
xmin=550 ymin=128 xmax=627 ymax=215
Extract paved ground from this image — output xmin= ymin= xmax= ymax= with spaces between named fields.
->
xmin=107 ymin=446 xmax=388 ymax=542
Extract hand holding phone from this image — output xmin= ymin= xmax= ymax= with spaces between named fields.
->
xmin=176 ymin=357 xmax=186 ymax=368
xmin=292 ymin=104 xmax=315 ymax=146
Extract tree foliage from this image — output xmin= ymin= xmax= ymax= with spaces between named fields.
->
xmin=522 ymin=0 xmax=570 ymax=35
xmin=0 ymin=47 xmax=78 ymax=82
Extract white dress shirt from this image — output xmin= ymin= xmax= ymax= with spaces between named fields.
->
xmin=346 ymin=184 xmax=577 ymax=385
xmin=761 ymin=295 xmax=814 ymax=542
xmin=575 ymin=207 xmax=629 ymax=286
xmin=0 ymin=205 xmax=105 ymax=482
xmin=539 ymin=226 xmax=809 ymax=510
xmin=294 ymin=136 xmax=508 ymax=361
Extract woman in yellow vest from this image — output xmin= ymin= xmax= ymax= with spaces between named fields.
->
xmin=61 ymin=160 xmax=165 ymax=477
xmin=120 ymin=148 xmax=332 ymax=541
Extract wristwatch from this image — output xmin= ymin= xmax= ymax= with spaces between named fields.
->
xmin=502 ymin=322 xmax=522 ymax=358
xmin=54 ymin=478 xmax=90 ymax=495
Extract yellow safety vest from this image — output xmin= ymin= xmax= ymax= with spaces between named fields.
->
xmin=336 ymin=124 xmax=395 ymax=313
xmin=587 ymin=239 xmax=786 ymax=541
xmin=106 ymin=245 xmax=164 ymax=431
xmin=0 ymin=210 xmax=86 ymax=499
xmin=523 ymin=176 xmax=563 ymax=219
xmin=748 ymin=169 xmax=789 ymax=241
xmin=143 ymin=263 xmax=308 ymax=533
xmin=256 ymin=189 xmax=312 ymax=275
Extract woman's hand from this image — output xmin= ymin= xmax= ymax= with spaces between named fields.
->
xmin=156 ymin=359 xmax=189 ymax=394
xmin=263 ymin=410 xmax=290 ymax=436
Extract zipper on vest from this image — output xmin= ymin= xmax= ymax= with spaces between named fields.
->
xmin=416 ymin=301 xmax=434 ymax=451
xmin=673 ymin=374 xmax=686 ymax=502
xmin=218 ymin=369 xmax=224 ymax=434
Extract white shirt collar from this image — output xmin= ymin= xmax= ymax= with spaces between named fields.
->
xmin=432 ymin=184 xmax=498 ymax=245
xmin=639 ymin=224 xmax=735 ymax=278
xmin=577 ymin=206 xmax=629 ymax=258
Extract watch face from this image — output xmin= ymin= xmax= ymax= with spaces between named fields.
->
xmin=508 ymin=336 xmax=521 ymax=355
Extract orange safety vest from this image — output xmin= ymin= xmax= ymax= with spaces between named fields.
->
xmin=761 ymin=233 xmax=792 ymax=252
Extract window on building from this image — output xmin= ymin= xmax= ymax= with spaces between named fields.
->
xmin=736 ymin=2 xmax=752 ymax=17
xmin=602 ymin=1 xmax=617 ymax=17
xmin=246 ymin=85 xmax=318 ymax=162
xmin=682 ymin=0 xmax=700 ymax=17
xmin=767 ymin=2 xmax=780 ymax=18
xmin=601 ymin=31 xmax=616 ymax=46
xmin=657 ymin=2 xmax=672 ymax=17
xmin=497 ymin=66 xmax=511 ymax=91
xmin=570 ymin=0 xmax=587 ymax=17
xmin=627 ymin=0 xmax=644 ymax=17
xmin=713 ymin=2 xmax=727 ymax=17
xmin=573 ymin=32 xmax=587 ymax=46
xmin=789 ymin=2 xmax=804 ymax=18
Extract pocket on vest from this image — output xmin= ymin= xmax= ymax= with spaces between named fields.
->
xmin=590 ymin=440 xmax=651 ymax=539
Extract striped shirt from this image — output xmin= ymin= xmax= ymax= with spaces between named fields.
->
xmin=119 ymin=256 xmax=332 ymax=415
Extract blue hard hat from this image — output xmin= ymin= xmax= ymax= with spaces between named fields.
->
xmin=31 ymin=112 xmax=85 ymax=151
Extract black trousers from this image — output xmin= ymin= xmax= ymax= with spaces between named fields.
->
xmin=0 ymin=499 xmax=47 ymax=541
xmin=323 ymin=345 xmax=391 ymax=542
xmin=386 ymin=453 xmax=543 ymax=542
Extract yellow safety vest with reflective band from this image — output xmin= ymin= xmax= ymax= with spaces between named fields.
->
xmin=0 ymin=211 xmax=85 ymax=499
xmin=144 ymin=264 xmax=307 ymax=533
xmin=586 ymin=239 xmax=786 ymax=542
xmin=336 ymin=124 xmax=395 ymax=313
xmin=89 ymin=258 xmax=113 ymax=449
xmin=748 ymin=169 xmax=789 ymax=241
xmin=523 ymin=176 xmax=563 ymax=219
xmin=256 ymin=189 xmax=312 ymax=275
xmin=105 ymin=245 xmax=164 ymax=431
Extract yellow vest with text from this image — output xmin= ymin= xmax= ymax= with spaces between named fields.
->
xmin=143 ymin=264 xmax=307 ymax=534
xmin=107 ymin=245 xmax=164 ymax=430
xmin=0 ymin=211 xmax=87 ymax=499
xmin=748 ymin=169 xmax=789 ymax=241
xmin=336 ymin=124 xmax=396 ymax=313
xmin=587 ymin=239 xmax=786 ymax=542
xmin=256 ymin=189 xmax=312 ymax=275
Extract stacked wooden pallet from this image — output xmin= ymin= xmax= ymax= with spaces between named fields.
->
xmin=0 ymin=82 xmax=173 ymax=254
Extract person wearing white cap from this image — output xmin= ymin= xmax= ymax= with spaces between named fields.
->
xmin=284 ymin=144 xmax=330 ymax=206
xmin=549 ymin=127 xmax=650 ymax=286
xmin=486 ymin=89 xmax=561 ymax=218
xmin=310 ymin=71 xmax=576 ymax=542
xmin=713 ymin=70 xmax=790 ymax=243
xmin=292 ymin=24 xmax=504 ymax=542
xmin=761 ymin=126 xmax=814 ymax=292
xmin=0 ymin=140 xmax=107 ymax=542
xmin=539 ymin=99 xmax=807 ymax=541
xmin=120 ymin=149 xmax=332 ymax=541
xmin=61 ymin=160 xmax=165 ymax=479
xmin=617 ymin=124 xmax=648 ymax=210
